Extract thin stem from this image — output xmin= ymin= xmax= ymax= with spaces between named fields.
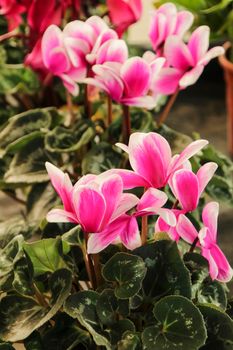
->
xmin=82 ymin=235 xmax=96 ymax=289
xmin=107 ymin=95 xmax=112 ymax=126
xmin=2 ymin=190 xmax=26 ymax=205
xmin=122 ymin=105 xmax=131 ymax=143
xmin=66 ymin=90 xmax=75 ymax=125
xmin=189 ymin=237 xmax=199 ymax=253
xmin=92 ymin=254 xmax=102 ymax=288
xmin=172 ymin=199 xmax=179 ymax=209
xmin=158 ymin=89 xmax=179 ymax=127
xmin=33 ymin=283 xmax=49 ymax=308
xmin=141 ymin=188 xmax=148 ymax=245
xmin=84 ymin=85 xmax=91 ymax=119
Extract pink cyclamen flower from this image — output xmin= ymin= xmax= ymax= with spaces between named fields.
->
xmin=155 ymin=162 xmax=217 ymax=241
xmin=87 ymin=187 xmax=176 ymax=254
xmin=177 ymin=202 xmax=233 ymax=282
xmin=149 ymin=2 xmax=194 ymax=55
xmin=107 ymin=0 xmax=142 ymax=37
xmin=41 ymin=16 xmax=128 ymax=95
xmin=85 ymin=57 xmax=158 ymax=109
xmin=113 ymin=132 xmax=208 ymax=189
xmin=154 ymin=26 xmax=225 ymax=95
xmin=0 ymin=0 xmax=27 ymax=30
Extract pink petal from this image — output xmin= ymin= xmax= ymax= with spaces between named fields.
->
xmin=202 ymin=248 xmax=218 ymax=280
xmin=115 ymin=142 xmax=129 ymax=153
xmin=112 ymin=193 xmax=139 ymax=221
xmin=99 ymin=174 xmax=123 ymax=228
xmin=170 ymin=169 xmax=199 ymax=211
xmin=156 ymin=208 xmax=177 ymax=226
xmin=170 ymin=139 xmax=209 ymax=174
xmin=179 ymin=65 xmax=204 ymax=88
xmin=96 ymin=39 xmax=128 ymax=64
xmin=153 ymin=67 xmax=183 ymax=95
xmin=73 ymin=187 xmax=106 ymax=233
xmin=120 ymin=215 xmax=141 ymax=250
xmin=41 ymin=25 xmax=63 ymax=69
xmin=155 ymin=209 xmax=181 ymax=241
xmin=103 ymin=169 xmax=150 ymax=190
xmin=46 ymin=208 xmax=77 ymax=223
xmin=63 ymin=20 xmax=95 ymax=49
xmin=149 ymin=12 xmax=168 ymax=51
xmin=197 ymin=162 xmax=218 ymax=195
xmin=209 ymin=245 xmax=233 ymax=282
xmin=188 ymin=25 xmax=210 ymax=64
xmin=86 ymin=16 xmax=109 ymax=37
xmin=121 ymin=57 xmax=151 ymax=98
xmin=128 ymin=132 xmax=172 ymax=188
xmin=202 ymin=202 xmax=219 ymax=243
xmin=45 ymin=162 xmax=73 ymax=212
xmin=64 ymin=37 xmax=90 ymax=66
xmin=174 ymin=11 xmax=194 ymax=37
xmin=87 ymin=226 xmax=120 ymax=254
xmin=121 ymin=96 xmax=156 ymax=109
xmin=177 ymin=214 xmax=198 ymax=244
xmin=47 ymin=47 xmax=70 ymax=75
xmin=137 ymin=188 xmax=167 ymax=213
xmin=164 ymin=36 xmax=194 ymax=70
xmin=75 ymin=174 xmax=97 ymax=187
xmin=91 ymin=29 xmax=118 ymax=56
xmin=198 ymin=46 xmax=225 ymax=66
xmin=60 ymin=74 xmax=79 ymax=96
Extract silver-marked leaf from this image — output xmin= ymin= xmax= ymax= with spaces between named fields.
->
xmin=142 ymin=295 xmax=207 ymax=350
xmin=102 ymin=253 xmax=147 ymax=299
xmin=0 ymin=269 xmax=72 ymax=342
xmin=199 ymin=304 xmax=233 ymax=349
xmin=117 ymin=331 xmax=141 ymax=350
xmin=12 ymin=257 xmax=34 ymax=296
xmin=64 ymin=290 xmax=111 ymax=349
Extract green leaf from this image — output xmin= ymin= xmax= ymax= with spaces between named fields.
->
xmin=0 ymin=216 xmax=33 ymax=248
xmin=157 ymin=124 xmax=193 ymax=155
xmin=142 ymin=295 xmax=207 ymax=350
xmin=42 ymin=313 xmax=93 ymax=350
xmin=0 ymin=269 xmax=72 ymax=342
xmin=102 ymin=252 xmax=147 ymax=299
xmin=0 ymin=341 xmax=15 ymax=350
xmin=133 ymin=241 xmax=192 ymax=299
xmin=23 ymin=238 xmax=67 ymax=277
xmin=197 ymin=281 xmax=227 ymax=311
xmin=0 ymin=108 xmax=57 ymax=157
xmin=82 ymin=142 xmax=122 ymax=174
xmin=202 ymin=0 xmax=233 ymax=13
xmin=62 ymin=225 xmax=84 ymax=247
xmin=64 ymin=290 xmax=111 ymax=349
xmin=206 ymin=175 xmax=233 ymax=206
xmin=45 ymin=121 xmax=94 ymax=153
xmin=12 ymin=257 xmax=34 ymax=296
xmin=0 ymin=235 xmax=24 ymax=292
xmin=198 ymin=304 xmax=233 ymax=349
xmin=96 ymin=289 xmax=129 ymax=326
xmin=23 ymin=331 xmax=44 ymax=350
xmin=117 ymin=331 xmax=141 ymax=350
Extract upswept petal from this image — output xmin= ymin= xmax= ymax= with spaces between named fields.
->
xmin=179 ymin=65 xmax=204 ymax=88
xmin=96 ymin=39 xmax=128 ymax=65
xmin=156 ymin=208 xmax=177 ymax=226
xmin=103 ymin=169 xmax=150 ymax=189
xmin=72 ymin=187 xmax=106 ymax=233
xmin=46 ymin=208 xmax=77 ymax=223
xmin=202 ymin=201 xmax=219 ymax=242
xmin=170 ymin=139 xmax=208 ymax=174
xmin=196 ymin=162 xmax=218 ymax=195
xmin=188 ymin=25 xmax=210 ymax=64
xmin=174 ymin=11 xmax=194 ymax=37
xmin=152 ymin=67 xmax=183 ymax=95
xmin=149 ymin=12 xmax=167 ymax=50
xmin=201 ymin=248 xmax=218 ymax=281
xmin=64 ymin=37 xmax=89 ymax=66
xmin=137 ymin=188 xmax=167 ymax=213
xmin=177 ymin=214 xmax=198 ymax=244
xmin=60 ymin=74 xmax=79 ymax=96
xmin=87 ymin=224 xmax=120 ymax=254
xmin=111 ymin=193 xmax=139 ymax=221
xmin=42 ymin=25 xmax=63 ymax=69
xmin=198 ymin=46 xmax=225 ymax=66
xmin=209 ymin=245 xmax=233 ymax=282
xmin=121 ymin=57 xmax=151 ymax=98
xmin=120 ymin=215 xmax=141 ymax=250
xmin=170 ymin=169 xmax=199 ymax=211
xmin=86 ymin=15 xmax=109 ymax=37
xmin=164 ymin=36 xmax=194 ymax=70
xmin=121 ymin=96 xmax=156 ymax=109
xmin=63 ymin=20 xmax=95 ymax=49
xmin=74 ymin=174 xmax=97 ymax=187
xmin=128 ymin=132 xmax=172 ymax=188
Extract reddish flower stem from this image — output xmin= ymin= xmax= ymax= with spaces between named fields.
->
xmin=158 ymin=89 xmax=179 ymax=127
xmin=122 ymin=105 xmax=131 ymax=143
xmin=92 ymin=254 xmax=102 ymax=287
xmin=66 ymin=90 xmax=75 ymax=125
xmin=82 ymin=235 xmax=97 ymax=289
xmin=107 ymin=95 xmax=112 ymax=126
xmin=189 ymin=237 xmax=199 ymax=253
xmin=84 ymin=85 xmax=91 ymax=119
xmin=141 ymin=188 xmax=148 ymax=245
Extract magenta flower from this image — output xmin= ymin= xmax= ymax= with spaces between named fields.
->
xmin=149 ymin=2 xmax=193 ymax=55
xmin=107 ymin=0 xmax=142 ymax=37
xmin=155 ymin=162 xmax=217 ymax=240
xmin=41 ymin=16 xmax=128 ymax=95
xmin=0 ymin=0 xmax=27 ymax=30
xmin=154 ymin=26 xmax=225 ymax=95
xmin=177 ymin=202 xmax=233 ymax=282
xmin=114 ymin=132 xmax=208 ymax=189
xmin=85 ymin=57 xmax=157 ymax=109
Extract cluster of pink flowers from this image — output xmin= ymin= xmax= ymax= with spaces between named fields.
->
xmin=40 ymin=2 xmax=224 ymax=108
xmin=46 ymin=131 xmax=233 ymax=283
xmin=0 ymin=0 xmax=142 ymax=77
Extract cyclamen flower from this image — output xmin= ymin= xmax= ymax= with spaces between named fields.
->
xmin=149 ymin=2 xmax=194 ymax=55
xmin=154 ymin=26 xmax=225 ymax=95
xmin=107 ymin=0 xmax=143 ymax=37
xmin=113 ymin=132 xmax=208 ymax=189
xmin=177 ymin=202 xmax=233 ymax=282
xmin=155 ymin=162 xmax=217 ymax=241
xmin=0 ymin=0 xmax=27 ymax=30
xmin=41 ymin=16 xmax=128 ymax=95
xmin=85 ymin=57 xmax=158 ymax=109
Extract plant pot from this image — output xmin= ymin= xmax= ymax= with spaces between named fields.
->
xmin=219 ymin=42 xmax=233 ymax=156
